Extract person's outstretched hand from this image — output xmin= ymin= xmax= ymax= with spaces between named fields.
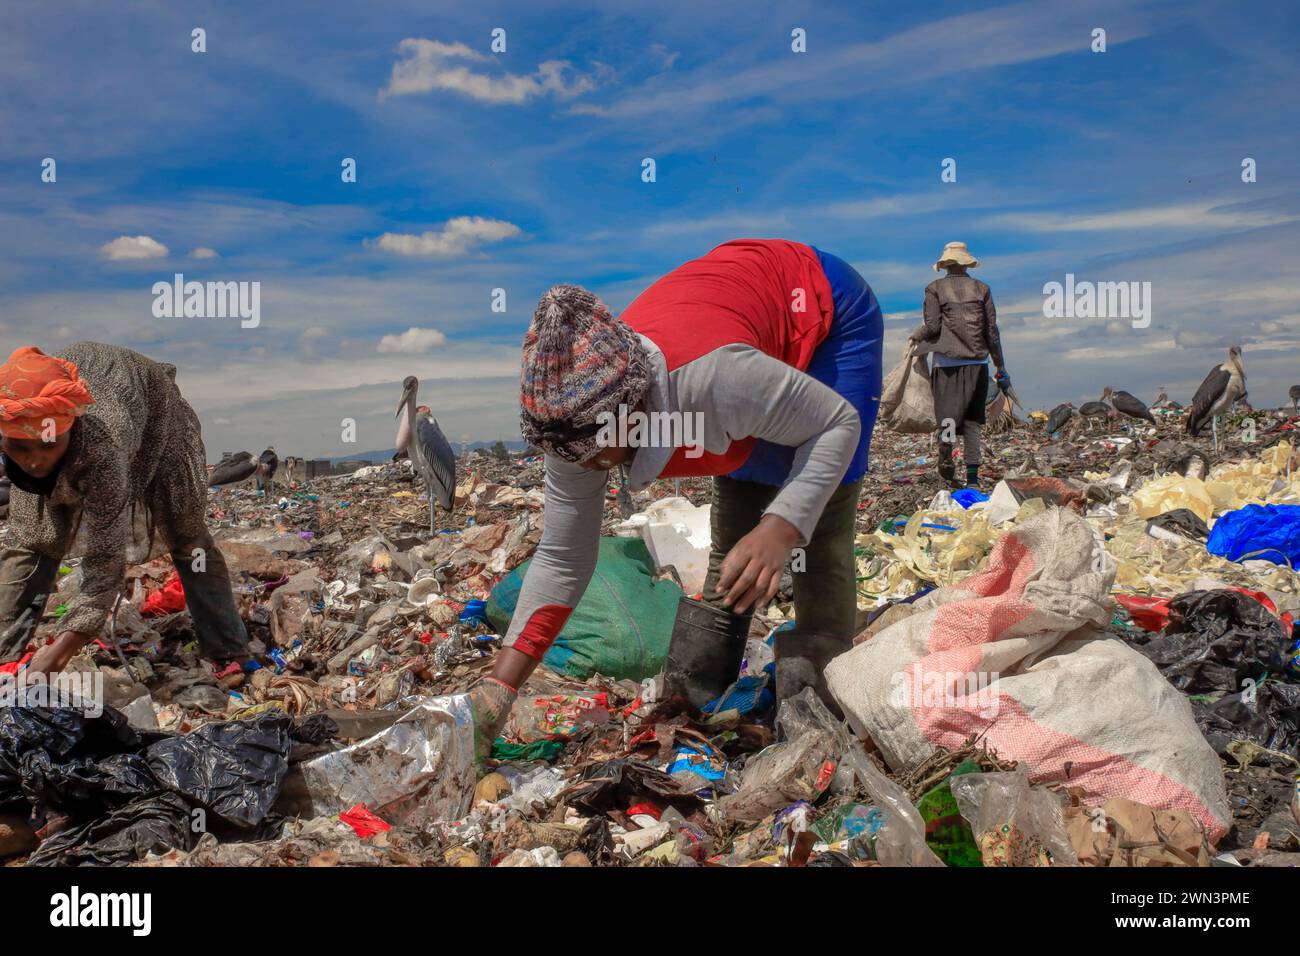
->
xmin=25 ymin=631 xmax=92 ymax=677
xmin=716 ymin=514 xmax=801 ymax=615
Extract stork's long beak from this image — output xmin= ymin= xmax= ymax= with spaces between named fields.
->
xmin=396 ymin=381 xmax=415 ymax=419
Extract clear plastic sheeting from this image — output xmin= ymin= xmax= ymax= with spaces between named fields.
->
xmin=718 ymin=688 xmax=843 ymax=823
xmin=1133 ymin=474 xmax=1216 ymax=524
xmin=950 ymin=770 xmax=1079 ymax=867
xmin=298 ymin=693 xmax=476 ymax=827
xmin=837 ymin=744 xmax=944 ymax=867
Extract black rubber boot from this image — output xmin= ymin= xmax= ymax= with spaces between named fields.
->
xmin=663 ymin=596 xmax=749 ymax=712
xmin=965 ymin=464 xmax=980 ymax=490
xmin=936 ymin=442 xmax=964 ymax=489
xmin=773 ymin=630 xmax=851 ymax=719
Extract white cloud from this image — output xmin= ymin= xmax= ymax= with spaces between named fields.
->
xmin=368 ymin=216 xmax=521 ymax=257
xmin=1173 ymin=329 xmax=1238 ymax=350
xmin=299 ymin=326 xmax=330 ymax=360
xmin=189 ymin=247 xmax=219 ymax=259
xmin=379 ymin=39 xmax=597 ymax=104
xmin=377 ymin=327 xmax=448 ymax=354
xmin=649 ymin=44 xmax=680 ymax=70
xmin=990 ymin=201 xmax=1300 ymax=233
xmin=100 ymin=235 xmax=168 ymax=260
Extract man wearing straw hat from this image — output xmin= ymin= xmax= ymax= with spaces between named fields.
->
xmin=909 ymin=241 xmax=1008 ymax=490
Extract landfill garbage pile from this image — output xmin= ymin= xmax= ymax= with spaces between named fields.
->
xmin=0 ymin=406 xmax=1297 ymax=868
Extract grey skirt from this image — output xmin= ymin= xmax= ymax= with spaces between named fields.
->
xmin=931 ymin=362 xmax=989 ymax=429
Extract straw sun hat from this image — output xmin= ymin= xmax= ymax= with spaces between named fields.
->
xmin=934 ymin=241 xmax=979 ymax=271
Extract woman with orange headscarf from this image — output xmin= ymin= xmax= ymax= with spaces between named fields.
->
xmin=0 ymin=342 xmax=249 ymax=674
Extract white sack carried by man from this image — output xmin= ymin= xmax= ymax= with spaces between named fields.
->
xmin=878 ymin=342 xmax=935 ymax=434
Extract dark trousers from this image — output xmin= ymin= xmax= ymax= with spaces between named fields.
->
xmin=0 ymin=537 xmax=247 ymax=661
xmin=700 ymin=475 xmax=862 ymax=641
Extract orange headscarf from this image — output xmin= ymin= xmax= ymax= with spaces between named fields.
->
xmin=0 ymin=347 xmax=95 ymax=440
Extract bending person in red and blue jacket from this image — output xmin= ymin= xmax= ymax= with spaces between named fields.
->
xmin=469 ymin=239 xmax=883 ymax=755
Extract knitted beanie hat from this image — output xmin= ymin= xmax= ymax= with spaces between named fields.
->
xmin=519 ymin=284 xmax=649 ymax=463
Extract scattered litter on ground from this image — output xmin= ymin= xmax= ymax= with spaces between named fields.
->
xmin=2 ymin=409 xmax=1298 ymax=867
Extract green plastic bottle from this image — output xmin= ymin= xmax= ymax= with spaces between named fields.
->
xmin=917 ymin=758 xmax=983 ymax=867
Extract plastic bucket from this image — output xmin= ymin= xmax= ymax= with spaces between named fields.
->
xmin=663 ymin=596 xmax=749 ymax=711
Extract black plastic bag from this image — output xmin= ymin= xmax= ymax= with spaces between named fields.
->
xmin=1137 ymin=589 xmax=1288 ymax=694
xmin=1193 ymin=681 xmax=1300 ymax=754
xmin=3 ymin=704 xmax=296 ymax=864
xmin=0 ymin=705 xmax=152 ymax=817
xmin=1146 ymin=508 xmax=1210 ymax=542
xmin=290 ymin=712 xmax=339 ymax=747
xmin=565 ymin=759 xmax=703 ymax=816
xmin=26 ymin=792 xmax=194 ymax=867
xmin=145 ymin=713 xmax=293 ymax=828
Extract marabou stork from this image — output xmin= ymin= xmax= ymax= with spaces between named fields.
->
xmin=1102 ymin=386 xmax=1157 ymax=426
xmin=1187 ymin=346 xmax=1246 ymax=451
xmin=1290 ymin=385 xmax=1300 ymax=412
xmin=1078 ymin=401 xmax=1112 ymax=432
xmin=1047 ymin=402 xmax=1075 ymax=436
xmin=396 ymin=376 xmax=457 ymax=531
xmin=256 ymin=447 xmax=279 ymax=494
xmin=209 ymin=451 xmax=257 ymax=488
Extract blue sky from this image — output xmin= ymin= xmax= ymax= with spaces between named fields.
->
xmin=2 ymin=0 xmax=1297 ymax=458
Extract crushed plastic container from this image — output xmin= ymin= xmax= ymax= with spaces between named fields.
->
xmin=615 ymin=497 xmax=712 ymax=594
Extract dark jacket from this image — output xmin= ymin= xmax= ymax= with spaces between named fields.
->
xmin=913 ymin=274 xmax=1005 ymax=368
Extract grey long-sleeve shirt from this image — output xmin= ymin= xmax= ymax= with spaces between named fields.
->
xmin=503 ymin=335 xmax=860 ymax=657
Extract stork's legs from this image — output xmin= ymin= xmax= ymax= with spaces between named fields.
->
xmin=1212 ymin=416 xmax=1219 ymax=452
xmin=428 ymin=479 xmax=436 ymax=532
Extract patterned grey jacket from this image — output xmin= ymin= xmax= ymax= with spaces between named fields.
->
xmin=4 ymin=342 xmax=210 ymax=636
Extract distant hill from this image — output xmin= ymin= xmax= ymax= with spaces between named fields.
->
xmin=322 ymin=440 xmax=528 ymax=464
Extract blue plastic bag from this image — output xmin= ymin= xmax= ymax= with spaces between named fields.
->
xmin=703 ymin=663 xmax=776 ymax=717
xmin=1207 ymin=504 xmax=1300 ymax=567
xmin=952 ymin=488 xmax=991 ymax=509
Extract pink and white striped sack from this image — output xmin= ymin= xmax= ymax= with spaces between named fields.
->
xmin=826 ymin=507 xmax=1231 ymax=843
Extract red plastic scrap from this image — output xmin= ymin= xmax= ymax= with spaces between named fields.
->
xmin=1118 ymin=587 xmax=1293 ymax=634
xmin=627 ymin=801 xmax=663 ymax=820
xmin=814 ymin=760 xmax=836 ymax=794
xmin=1115 ymin=594 xmax=1172 ymax=632
xmin=141 ymin=572 xmax=187 ymax=617
xmin=340 ymin=804 xmax=392 ymax=838
xmin=0 ymin=652 xmax=33 ymax=676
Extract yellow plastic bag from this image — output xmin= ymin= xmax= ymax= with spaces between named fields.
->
xmin=1131 ymin=474 xmax=1214 ymax=524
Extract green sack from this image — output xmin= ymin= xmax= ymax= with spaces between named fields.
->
xmin=486 ymin=536 xmax=683 ymax=681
